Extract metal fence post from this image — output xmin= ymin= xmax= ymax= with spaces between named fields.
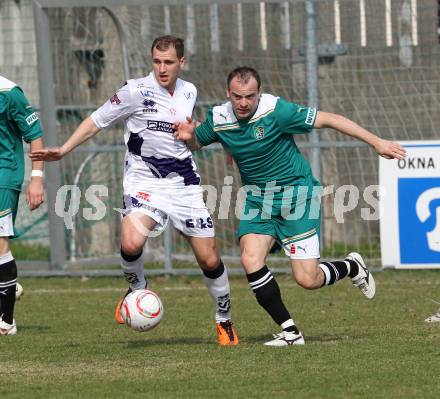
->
xmin=102 ymin=7 xmax=130 ymax=80
xmin=164 ymin=223 xmax=173 ymax=274
xmin=32 ymin=1 xmax=67 ymax=269
xmin=304 ymin=0 xmax=321 ymax=180
xmin=304 ymin=0 xmax=324 ymax=247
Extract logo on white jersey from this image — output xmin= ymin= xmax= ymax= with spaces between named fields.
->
xmin=147 ymin=120 xmax=174 ymax=133
xmin=136 ymin=192 xmax=150 ymax=201
xmin=137 ymin=82 xmax=155 ymax=98
xmin=184 ymin=92 xmax=195 ymax=100
xmin=140 ymin=88 xmax=155 ymax=98
xmin=142 ymin=99 xmax=158 ymax=113
xmin=110 ymin=93 xmax=121 ymax=105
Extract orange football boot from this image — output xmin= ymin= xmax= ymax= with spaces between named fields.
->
xmin=216 ymin=320 xmax=239 ymax=346
xmin=115 ymin=287 xmax=132 ymax=324
xmin=115 ymin=298 xmax=125 ymax=324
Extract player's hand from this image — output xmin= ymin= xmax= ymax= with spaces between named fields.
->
xmin=26 ymin=178 xmax=44 ymax=210
xmin=173 ymin=117 xmax=196 ymax=141
xmin=29 ymin=147 xmax=65 ymax=161
xmin=374 ymin=139 xmax=406 ymax=160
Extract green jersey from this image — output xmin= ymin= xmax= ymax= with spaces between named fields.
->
xmin=0 ymin=76 xmax=43 ymax=191
xmin=196 ymin=94 xmax=319 ymax=189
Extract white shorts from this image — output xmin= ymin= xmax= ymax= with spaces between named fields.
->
xmin=0 ymin=213 xmax=14 ymax=237
xmin=122 ymin=183 xmax=214 ymax=238
xmin=283 ymin=234 xmax=320 ymax=259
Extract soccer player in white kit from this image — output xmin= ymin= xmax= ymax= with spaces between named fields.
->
xmin=30 ymin=36 xmax=238 ymax=346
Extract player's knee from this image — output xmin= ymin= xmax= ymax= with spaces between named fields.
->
xmin=294 ymin=271 xmax=320 ymax=290
xmin=0 ymin=238 xmax=9 ymax=255
xmin=198 ymin=253 xmax=220 ymax=270
xmin=240 ymin=251 xmax=264 ymax=270
xmin=120 ymin=239 xmax=143 ymax=256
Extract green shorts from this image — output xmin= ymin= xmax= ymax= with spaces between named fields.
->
xmin=0 ymin=188 xmax=20 ymax=237
xmin=237 ymin=187 xmax=321 ymax=246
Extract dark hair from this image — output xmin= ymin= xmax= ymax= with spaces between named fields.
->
xmin=151 ymin=35 xmax=185 ymax=59
xmin=227 ymin=66 xmax=261 ymax=90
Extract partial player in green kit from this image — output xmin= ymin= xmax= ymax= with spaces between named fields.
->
xmin=174 ymin=66 xmax=406 ymax=346
xmin=0 ymin=76 xmax=45 ymax=336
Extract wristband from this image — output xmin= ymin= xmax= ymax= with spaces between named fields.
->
xmin=31 ymin=170 xmax=44 ymax=178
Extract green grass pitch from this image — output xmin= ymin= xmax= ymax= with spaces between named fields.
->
xmin=1 ymin=270 xmax=439 ymax=398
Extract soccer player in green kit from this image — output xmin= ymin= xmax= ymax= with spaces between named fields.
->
xmin=174 ymin=66 xmax=406 ymax=346
xmin=0 ymin=76 xmax=44 ymax=336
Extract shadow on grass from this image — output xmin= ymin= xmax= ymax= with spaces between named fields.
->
xmin=243 ymin=333 xmax=353 ymax=344
xmin=303 ymin=334 xmax=351 ymax=342
xmin=19 ymin=325 xmax=51 ymax=332
xmin=122 ymin=337 xmax=211 ymax=347
xmin=119 ymin=333 xmax=357 ymax=347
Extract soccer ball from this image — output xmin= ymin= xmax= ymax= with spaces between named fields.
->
xmin=120 ymin=289 xmax=163 ymax=332
xmin=16 ymin=282 xmax=24 ymax=300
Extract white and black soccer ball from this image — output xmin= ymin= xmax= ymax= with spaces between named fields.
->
xmin=121 ymin=289 xmax=163 ymax=332
xmin=16 ymin=282 xmax=24 ymax=300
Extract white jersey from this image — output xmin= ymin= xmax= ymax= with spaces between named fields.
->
xmin=0 ymin=76 xmax=16 ymax=90
xmin=91 ymin=72 xmax=200 ymax=187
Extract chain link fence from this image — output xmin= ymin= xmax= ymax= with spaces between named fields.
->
xmin=1 ymin=0 xmax=439 ymax=274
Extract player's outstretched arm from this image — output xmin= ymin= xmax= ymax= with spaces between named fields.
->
xmin=173 ymin=117 xmax=202 ymax=151
xmin=29 ymin=116 xmax=101 ymax=162
xmin=314 ymin=111 xmax=406 ymax=160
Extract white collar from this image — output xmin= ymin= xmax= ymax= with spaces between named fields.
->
xmin=0 ymin=76 xmax=17 ymax=90
xmin=148 ymin=71 xmax=182 ymax=96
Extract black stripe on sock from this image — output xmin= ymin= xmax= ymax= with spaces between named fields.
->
xmin=120 ymin=249 xmax=143 ymax=262
xmin=284 ymin=325 xmax=299 ymax=334
xmin=321 ymin=260 xmax=350 ymax=285
xmin=321 ymin=262 xmax=338 ymax=285
xmin=0 ymin=259 xmax=17 ymax=325
xmin=202 ymin=260 xmax=225 ymax=279
xmin=0 ymin=279 xmax=17 ymax=288
xmin=247 ymin=265 xmax=292 ymax=326
xmin=0 ymin=259 xmax=17 ymax=282
xmin=347 ymin=259 xmax=359 ymax=278
xmin=246 ymin=265 xmax=270 ymax=283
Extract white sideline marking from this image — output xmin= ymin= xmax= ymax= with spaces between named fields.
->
xmin=30 ymin=287 xmax=206 ymax=294
xmin=28 ymin=283 xmax=302 ymax=295
xmin=26 ymin=278 xmax=439 ymax=296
